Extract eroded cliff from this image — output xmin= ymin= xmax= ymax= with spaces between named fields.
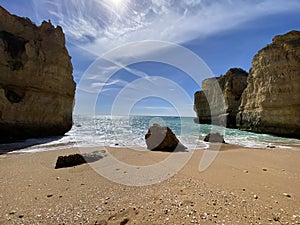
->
xmin=0 ymin=7 xmax=76 ymax=142
xmin=237 ymin=30 xmax=300 ymax=137
xmin=194 ymin=68 xmax=248 ymax=128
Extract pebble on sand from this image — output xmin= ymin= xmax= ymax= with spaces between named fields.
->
xmin=283 ymin=193 xmax=291 ymax=198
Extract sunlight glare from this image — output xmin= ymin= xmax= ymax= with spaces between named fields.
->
xmin=111 ymin=0 xmax=122 ymax=7
xmin=105 ymin=0 xmax=129 ymax=14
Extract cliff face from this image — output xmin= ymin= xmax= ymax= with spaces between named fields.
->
xmin=194 ymin=68 xmax=248 ymax=128
xmin=0 ymin=7 xmax=76 ymax=142
xmin=237 ymin=30 xmax=300 ymax=137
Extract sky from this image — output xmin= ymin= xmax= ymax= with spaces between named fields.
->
xmin=1 ymin=0 xmax=300 ymax=116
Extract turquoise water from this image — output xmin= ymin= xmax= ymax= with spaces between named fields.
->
xmin=1 ymin=115 xmax=299 ymax=153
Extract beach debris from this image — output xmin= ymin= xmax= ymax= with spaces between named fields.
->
xmin=253 ymin=195 xmax=258 ymax=199
xmin=262 ymin=168 xmax=268 ymax=171
xmin=145 ymin=124 xmax=187 ymax=152
xmin=267 ymin=145 xmax=276 ymax=149
xmin=203 ymin=132 xmax=226 ymax=143
xmin=47 ymin=194 xmax=53 ymax=198
xmin=55 ymin=150 xmax=106 ymax=169
xmin=283 ymin=193 xmax=291 ymax=198
xmin=243 ymin=170 xmax=249 ymax=173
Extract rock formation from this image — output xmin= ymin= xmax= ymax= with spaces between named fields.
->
xmin=145 ymin=124 xmax=187 ymax=152
xmin=0 ymin=7 xmax=76 ymax=142
xmin=237 ymin=30 xmax=300 ymax=138
xmin=194 ymin=68 xmax=248 ymax=128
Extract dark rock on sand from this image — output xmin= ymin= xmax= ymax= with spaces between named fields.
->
xmin=55 ymin=154 xmax=86 ymax=169
xmin=203 ymin=133 xmax=226 ymax=143
xmin=145 ymin=124 xmax=187 ymax=152
xmin=55 ymin=150 xmax=105 ymax=169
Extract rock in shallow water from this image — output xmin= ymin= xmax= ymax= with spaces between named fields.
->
xmin=145 ymin=124 xmax=187 ymax=152
xmin=203 ymin=132 xmax=226 ymax=143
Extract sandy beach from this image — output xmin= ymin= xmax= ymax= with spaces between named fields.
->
xmin=0 ymin=144 xmax=300 ymax=225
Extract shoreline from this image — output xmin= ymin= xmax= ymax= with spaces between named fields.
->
xmin=1 ymin=135 xmax=299 ymax=155
xmin=1 ymin=144 xmax=300 ymax=224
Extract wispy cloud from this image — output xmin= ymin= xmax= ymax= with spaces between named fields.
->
xmin=33 ymin=0 xmax=300 ymax=55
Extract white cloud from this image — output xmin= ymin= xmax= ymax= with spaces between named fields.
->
xmin=33 ymin=0 xmax=300 ymax=55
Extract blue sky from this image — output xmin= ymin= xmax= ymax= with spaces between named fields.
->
xmin=1 ymin=0 xmax=300 ymax=116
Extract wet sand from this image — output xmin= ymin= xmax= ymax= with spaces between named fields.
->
xmin=0 ymin=144 xmax=299 ymax=224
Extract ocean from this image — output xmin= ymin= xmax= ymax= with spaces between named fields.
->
xmin=1 ymin=115 xmax=299 ymax=153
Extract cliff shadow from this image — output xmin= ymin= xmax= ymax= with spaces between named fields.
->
xmin=0 ymin=136 xmax=65 ymax=154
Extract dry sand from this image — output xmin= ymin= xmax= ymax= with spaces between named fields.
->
xmin=0 ymin=144 xmax=300 ymax=224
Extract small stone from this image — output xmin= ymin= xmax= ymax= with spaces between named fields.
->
xmin=243 ymin=170 xmax=249 ymax=173
xmin=262 ymin=168 xmax=268 ymax=171
xmin=18 ymin=215 xmax=24 ymax=219
xmin=200 ymin=213 xmax=207 ymax=219
xmin=120 ymin=218 xmax=129 ymax=225
xmin=56 ymin=177 xmax=60 ymax=180
xmin=253 ymin=195 xmax=258 ymax=199
xmin=273 ymin=214 xmax=281 ymax=221
xmin=9 ymin=211 xmax=16 ymax=215
xmin=47 ymin=194 xmax=53 ymax=198
xmin=283 ymin=193 xmax=291 ymax=198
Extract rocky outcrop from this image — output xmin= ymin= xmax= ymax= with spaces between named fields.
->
xmin=145 ymin=124 xmax=187 ymax=152
xmin=0 ymin=7 xmax=76 ymax=142
xmin=194 ymin=68 xmax=248 ymax=128
xmin=237 ymin=30 xmax=300 ymax=138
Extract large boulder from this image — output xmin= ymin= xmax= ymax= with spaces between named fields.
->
xmin=0 ymin=7 xmax=76 ymax=142
xmin=237 ymin=30 xmax=300 ymax=138
xmin=194 ymin=68 xmax=248 ymax=128
xmin=145 ymin=124 xmax=187 ymax=152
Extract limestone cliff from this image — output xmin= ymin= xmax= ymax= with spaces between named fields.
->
xmin=0 ymin=7 xmax=76 ymax=142
xmin=237 ymin=30 xmax=300 ymax=138
xmin=194 ymin=68 xmax=248 ymax=128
